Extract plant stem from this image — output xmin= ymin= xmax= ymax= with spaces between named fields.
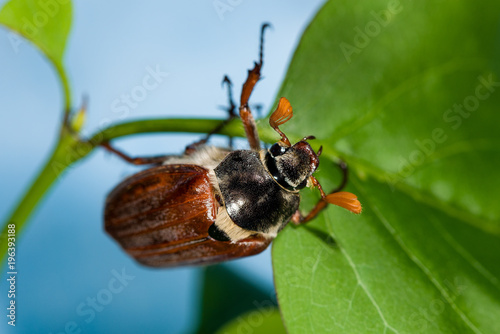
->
xmin=0 ymin=139 xmax=70 ymax=264
xmin=0 ymin=116 xmax=278 ymax=265
xmin=85 ymin=117 xmax=276 ymax=147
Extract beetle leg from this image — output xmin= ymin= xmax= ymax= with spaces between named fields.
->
xmin=291 ymin=210 xmax=303 ymax=225
xmin=296 ymin=161 xmax=350 ymax=224
xmin=330 ymin=160 xmax=348 ymax=193
xmin=183 ymin=76 xmax=237 ymax=154
xmin=101 ymin=142 xmax=170 ymax=165
xmin=204 ymin=75 xmax=238 ymax=140
xmin=239 ymin=23 xmax=271 ymax=151
xmin=220 ymin=75 xmax=237 ymax=149
xmin=222 ymin=75 xmax=237 ymax=118
xmin=183 ymin=139 xmax=208 ymax=155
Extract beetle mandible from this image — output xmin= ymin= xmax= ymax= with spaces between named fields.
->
xmin=102 ymin=24 xmax=361 ymax=267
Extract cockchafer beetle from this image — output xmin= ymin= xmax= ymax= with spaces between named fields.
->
xmin=102 ymin=24 xmax=361 ymax=267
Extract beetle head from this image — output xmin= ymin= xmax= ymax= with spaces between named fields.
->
xmin=265 ymin=140 xmax=319 ymax=191
xmin=266 ymin=97 xmax=361 ymax=215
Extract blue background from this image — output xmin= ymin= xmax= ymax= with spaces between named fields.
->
xmin=0 ymin=1 xmax=324 ymax=333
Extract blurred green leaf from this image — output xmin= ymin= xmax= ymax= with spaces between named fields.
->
xmin=0 ymin=0 xmax=73 ymax=109
xmin=194 ymin=265 xmax=277 ymax=334
xmin=215 ymin=308 xmax=286 ymax=334
xmin=272 ymin=0 xmax=500 ymax=332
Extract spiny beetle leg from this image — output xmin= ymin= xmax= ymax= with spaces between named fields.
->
xmin=101 ymin=142 xmax=170 ymax=165
xmin=220 ymin=75 xmax=237 ymax=149
xmin=239 ymin=23 xmax=271 ymax=151
xmin=294 ymin=160 xmax=349 ymax=224
xmin=183 ymin=76 xmax=238 ymax=154
xmin=222 ymin=75 xmax=236 ymax=118
xmin=183 ymin=139 xmax=208 ymax=155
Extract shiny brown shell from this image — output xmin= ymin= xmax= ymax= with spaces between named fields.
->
xmin=104 ymin=164 xmax=270 ymax=267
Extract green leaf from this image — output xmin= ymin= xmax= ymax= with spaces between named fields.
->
xmin=215 ymin=308 xmax=286 ymax=334
xmin=194 ymin=265 xmax=277 ymax=334
xmin=272 ymin=0 xmax=500 ymax=332
xmin=0 ymin=0 xmax=73 ymax=109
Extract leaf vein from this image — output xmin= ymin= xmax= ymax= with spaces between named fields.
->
xmin=429 ymin=214 xmax=500 ymax=291
xmin=338 ymin=244 xmax=400 ymax=334
xmin=328 ymin=58 xmax=483 ymax=143
xmin=355 ymin=179 xmax=484 ymax=334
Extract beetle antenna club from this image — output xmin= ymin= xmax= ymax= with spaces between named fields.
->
xmin=269 ymin=97 xmax=361 ymax=223
xmin=311 ymin=176 xmax=361 ymax=214
xmin=269 ymin=97 xmax=293 ymax=146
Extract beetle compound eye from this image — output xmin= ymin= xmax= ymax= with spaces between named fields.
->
xmin=269 ymin=143 xmax=286 ymax=157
